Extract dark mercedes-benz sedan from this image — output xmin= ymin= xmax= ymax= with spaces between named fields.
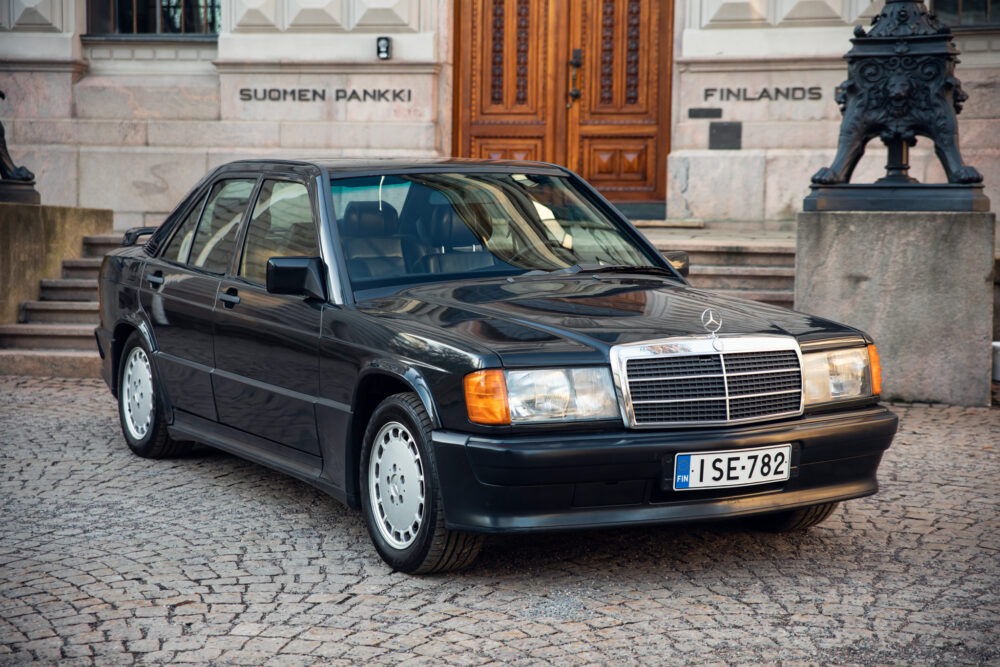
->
xmin=96 ymin=158 xmax=897 ymax=573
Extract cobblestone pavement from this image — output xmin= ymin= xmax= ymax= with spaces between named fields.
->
xmin=1 ymin=377 xmax=998 ymax=666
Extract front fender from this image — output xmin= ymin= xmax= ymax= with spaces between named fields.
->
xmin=357 ymin=358 xmax=441 ymax=429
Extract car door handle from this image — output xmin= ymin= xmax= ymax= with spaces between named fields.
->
xmin=147 ymin=273 xmax=164 ymax=287
xmin=219 ymin=289 xmax=240 ymax=308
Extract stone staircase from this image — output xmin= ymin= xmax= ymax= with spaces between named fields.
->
xmin=643 ymin=227 xmax=796 ymax=308
xmin=0 ymin=234 xmax=121 ymax=377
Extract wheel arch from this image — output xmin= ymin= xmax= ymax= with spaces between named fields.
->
xmin=109 ymin=317 xmax=158 ymax=399
xmin=343 ymin=365 xmax=441 ymax=509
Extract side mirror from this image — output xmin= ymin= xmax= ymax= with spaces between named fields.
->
xmin=662 ymin=250 xmax=690 ymax=278
xmin=121 ymin=226 xmax=158 ymax=247
xmin=266 ymin=256 xmax=326 ymax=301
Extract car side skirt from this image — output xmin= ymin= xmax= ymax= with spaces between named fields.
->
xmin=168 ymin=410 xmax=349 ymax=505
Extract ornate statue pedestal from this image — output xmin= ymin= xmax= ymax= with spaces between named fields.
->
xmin=795 ymin=210 xmax=995 ymax=406
xmin=0 ymin=181 xmax=41 ymax=205
xmin=804 ymin=183 xmax=990 ymax=212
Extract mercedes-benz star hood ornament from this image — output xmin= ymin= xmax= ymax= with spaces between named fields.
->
xmin=701 ymin=308 xmax=722 ymax=335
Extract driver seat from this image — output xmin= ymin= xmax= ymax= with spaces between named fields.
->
xmin=414 ymin=205 xmax=495 ymax=274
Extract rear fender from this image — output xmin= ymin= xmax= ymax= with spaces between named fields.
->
xmin=110 ymin=314 xmax=174 ymax=424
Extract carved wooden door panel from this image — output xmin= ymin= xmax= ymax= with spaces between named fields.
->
xmin=454 ymin=0 xmax=669 ymax=203
xmin=567 ymin=0 xmax=668 ymax=201
xmin=454 ymin=0 xmax=565 ymax=164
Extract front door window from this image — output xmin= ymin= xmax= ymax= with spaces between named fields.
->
xmin=240 ymin=180 xmax=319 ymax=284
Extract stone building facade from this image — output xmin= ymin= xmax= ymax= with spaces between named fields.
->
xmin=669 ymin=0 xmax=1000 ymax=224
xmin=2 ymin=0 xmax=451 ymax=230
xmin=1 ymin=0 xmax=997 ymax=230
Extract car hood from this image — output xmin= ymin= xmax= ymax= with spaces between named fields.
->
xmin=361 ymin=275 xmax=864 ymax=367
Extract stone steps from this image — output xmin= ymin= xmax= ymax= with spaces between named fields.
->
xmin=1 ymin=233 xmax=120 ymax=378
xmin=0 ymin=323 xmax=97 ymax=350
xmin=645 ymin=230 xmax=796 ymax=304
xmin=688 ymin=265 xmax=795 ymax=291
xmin=679 ymin=241 xmax=795 ymax=268
xmin=83 ymin=234 xmax=123 ymax=258
xmin=21 ymin=301 xmax=100 ymax=324
xmin=39 ymin=278 xmax=99 ymax=302
xmin=62 ymin=257 xmax=104 ymax=280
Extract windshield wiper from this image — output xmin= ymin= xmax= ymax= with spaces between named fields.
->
xmin=515 ymin=264 xmax=682 ymax=279
xmin=551 ymin=264 xmax=681 ymax=278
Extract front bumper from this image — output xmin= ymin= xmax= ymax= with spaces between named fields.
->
xmin=432 ymin=405 xmax=897 ymax=533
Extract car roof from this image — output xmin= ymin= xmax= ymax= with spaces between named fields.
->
xmin=213 ymin=157 xmax=571 ymax=177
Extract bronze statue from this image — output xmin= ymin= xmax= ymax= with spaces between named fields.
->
xmin=0 ymin=90 xmax=40 ymax=204
xmin=0 ymin=91 xmax=34 ymax=182
xmin=811 ymin=0 xmax=982 ymax=186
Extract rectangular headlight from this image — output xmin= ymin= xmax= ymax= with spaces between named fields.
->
xmin=465 ymin=368 xmax=620 ymax=424
xmin=803 ymin=347 xmax=873 ymax=405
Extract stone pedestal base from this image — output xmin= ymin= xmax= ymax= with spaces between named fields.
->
xmin=0 ymin=181 xmax=41 ymax=205
xmin=795 ymin=210 xmax=996 ymax=407
xmin=803 ymin=183 xmax=990 ymax=212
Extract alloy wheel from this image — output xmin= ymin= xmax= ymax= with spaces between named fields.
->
xmin=368 ymin=420 xmax=426 ymax=549
xmin=122 ymin=347 xmax=154 ymax=440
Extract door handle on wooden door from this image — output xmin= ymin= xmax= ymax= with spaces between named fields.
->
xmin=567 ymin=48 xmax=583 ymax=108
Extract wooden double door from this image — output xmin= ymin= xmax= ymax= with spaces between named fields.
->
xmin=454 ymin=0 xmax=671 ymax=204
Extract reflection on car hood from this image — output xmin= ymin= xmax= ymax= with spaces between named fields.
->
xmin=360 ymin=275 xmax=864 ymax=366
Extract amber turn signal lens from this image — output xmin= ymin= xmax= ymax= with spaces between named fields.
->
xmin=868 ymin=344 xmax=882 ymax=396
xmin=464 ymin=369 xmax=510 ymax=425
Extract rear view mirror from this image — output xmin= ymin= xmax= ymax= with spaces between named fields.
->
xmin=266 ymin=256 xmax=326 ymax=300
xmin=662 ymin=250 xmax=690 ymax=278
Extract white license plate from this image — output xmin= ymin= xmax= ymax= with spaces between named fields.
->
xmin=673 ymin=444 xmax=792 ymax=491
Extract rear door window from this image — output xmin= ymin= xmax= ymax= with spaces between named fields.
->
xmin=187 ymin=179 xmax=256 ymax=273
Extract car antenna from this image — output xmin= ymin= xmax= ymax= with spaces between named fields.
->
xmin=378 ymin=175 xmax=384 ymax=212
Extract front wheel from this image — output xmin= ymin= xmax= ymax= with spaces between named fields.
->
xmin=360 ymin=393 xmax=483 ymax=573
xmin=749 ymin=501 xmax=840 ymax=532
xmin=117 ymin=332 xmax=191 ymax=459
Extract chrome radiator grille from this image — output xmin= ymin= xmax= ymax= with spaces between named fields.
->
xmin=613 ymin=337 xmax=803 ymax=427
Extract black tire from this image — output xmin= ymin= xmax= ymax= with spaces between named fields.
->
xmin=117 ymin=331 xmax=190 ymax=459
xmin=360 ymin=393 xmax=483 ymax=574
xmin=750 ymin=501 xmax=840 ymax=532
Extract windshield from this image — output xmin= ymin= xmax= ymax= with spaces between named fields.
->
xmin=330 ymin=171 xmax=663 ymax=292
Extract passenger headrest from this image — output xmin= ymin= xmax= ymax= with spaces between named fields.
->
xmin=343 ymin=201 xmax=399 ymax=236
xmin=417 ymin=205 xmax=490 ymax=249
xmin=416 ymin=205 xmax=456 ymax=247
